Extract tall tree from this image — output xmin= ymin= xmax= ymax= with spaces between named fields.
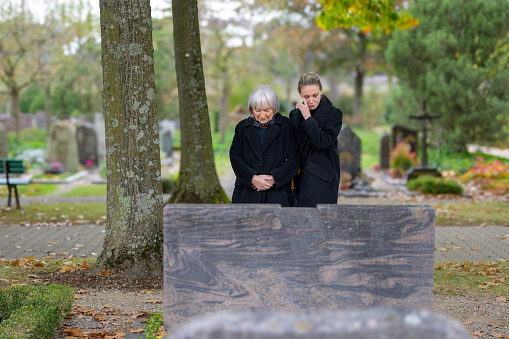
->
xmin=385 ymin=0 xmax=509 ymax=151
xmin=0 ymin=1 xmax=48 ymax=139
xmin=169 ymin=0 xmax=229 ymax=203
xmin=96 ymin=0 xmax=164 ymax=276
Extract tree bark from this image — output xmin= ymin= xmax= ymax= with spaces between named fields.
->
xmin=219 ymin=69 xmax=231 ymax=143
xmin=96 ymin=0 xmax=164 ymax=276
xmin=45 ymin=84 xmax=51 ymax=134
xmin=11 ymin=88 xmax=21 ymax=141
xmin=169 ymin=0 xmax=229 ymax=204
xmin=353 ymin=65 xmax=364 ymax=125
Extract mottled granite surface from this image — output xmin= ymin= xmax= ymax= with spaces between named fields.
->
xmin=163 ymin=204 xmax=435 ymax=328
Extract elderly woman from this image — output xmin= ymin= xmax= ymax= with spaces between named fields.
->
xmin=230 ymin=85 xmax=301 ymax=206
xmin=289 ymin=72 xmax=343 ymax=207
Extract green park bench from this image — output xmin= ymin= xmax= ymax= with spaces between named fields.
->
xmin=0 ymin=158 xmax=32 ymax=209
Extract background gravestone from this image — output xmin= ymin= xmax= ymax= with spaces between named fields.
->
xmin=76 ymin=125 xmax=98 ymax=167
xmin=167 ymin=307 xmax=473 ymax=339
xmin=94 ymin=113 xmax=106 ymax=162
xmin=160 ymin=128 xmax=173 ymax=158
xmin=337 ymin=124 xmax=361 ymax=178
xmin=379 ymin=133 xmax=390 ymax=169
xmin=163 ymin=204 xmax=435 ymax=329
xmin=47 ymin=121 xmax=80 ymax=173
xmin=391 ymin=124 xmax=418 ymax=153
xmin=0 ymin=123 xmax=9 ymax=158
xmin=34 ymin=111 xmax=48 ymax=130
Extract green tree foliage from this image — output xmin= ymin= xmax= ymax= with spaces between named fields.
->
xmin=385 ymin=0 xmax=509 ymax=151
xmin=317 ymin=0 xmax=418 ymax=34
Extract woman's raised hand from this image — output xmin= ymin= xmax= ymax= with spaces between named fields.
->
xmin=296 ymin=100 xmax=311 ymax=120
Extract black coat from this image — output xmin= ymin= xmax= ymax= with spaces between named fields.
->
xmin=230 ymin=113 xmax=301 ymax=206
xmin=289 ymin=95 xmax=343 ymax=207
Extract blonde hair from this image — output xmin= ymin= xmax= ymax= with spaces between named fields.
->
xmin=248 ymin=85 xmax=280 ymax=116
xmin=298 ymin=72 xmax=323 ymax=94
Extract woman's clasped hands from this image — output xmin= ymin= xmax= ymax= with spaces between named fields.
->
xmin=251 ymin=174 xmax=275 ymax=191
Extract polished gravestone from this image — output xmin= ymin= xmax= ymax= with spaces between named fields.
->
xmin=337 ymin=124 xmax=361 ymax=179
xmin=167 ymin=307 xmax=472 ymax=339
xmin=163 ymin=204 xmax=435 ymax=328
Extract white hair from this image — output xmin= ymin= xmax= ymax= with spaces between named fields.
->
xmin=247 ymin=85 xmax=280 ymax=116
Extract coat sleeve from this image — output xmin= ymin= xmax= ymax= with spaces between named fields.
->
xmin=301 ymin=107 xmax=343 ymax=151
xmin=269 ymin=122 xmax=301 ymax=189
xmin=230 ymin=123 xmax=256 ymax=187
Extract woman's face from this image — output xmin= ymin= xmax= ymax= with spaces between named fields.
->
xmin=300 ymin=85 xmax=322 ymax=110
xmin=252 ymin=105 xmax=274 ymax=124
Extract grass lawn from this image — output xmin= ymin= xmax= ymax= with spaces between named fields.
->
xmin=434 ymin=261 xmax=509 ymax=296
xmin=60 ymin=185 xmax=107 ymax=197
xmin=433 ymin=201 xmax=509 ymax=226
xmin=0 ymin=183 xmax=59 ymax=198
xmin=0 ymin=203 xmax=106 ymax=225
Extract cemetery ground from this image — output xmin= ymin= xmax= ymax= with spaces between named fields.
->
xmin=0 ymin=170 xmax=509 ymax=338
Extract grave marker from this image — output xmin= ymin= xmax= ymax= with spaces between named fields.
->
xmin=76 ymin=126 xmax=98 ymax=167
xmin=337 ymin=124 xmax=361 ymax=178
xmin=163 ymin=204 xmax=435 ymax=329
xmin=47 ymin=121 xmax=80 ymax=173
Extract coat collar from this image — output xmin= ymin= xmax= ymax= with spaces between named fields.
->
xmin=245 ymin=113 xmax=283 ymax=160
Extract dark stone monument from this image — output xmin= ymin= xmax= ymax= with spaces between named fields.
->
xmin=379 ymin=133 xmax=390 ymax=169
xmin=337 ymin=124 xmax=361 ymax=178
xmin=76 ymin=126 xmax=98 ymax=167
xmin=163 ymin=204 xmax=435 ymax=329
xmin=0 ymin=123 xmax=9 ymax=158
xmin=167 ymin=307 xmax=473 ymax=339
xmin=391 ymin=124 xmax=418 ymax=153
xmin=160 ymin=128 xmax=173 ymax=158
xmin=407 ymin=99 xmax=442 ymax=181
xmin=94 ymin=113 xmax=106 ymax=162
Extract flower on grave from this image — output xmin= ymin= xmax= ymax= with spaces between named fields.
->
xmin=85 ymin=160 xmax=94 ymax=167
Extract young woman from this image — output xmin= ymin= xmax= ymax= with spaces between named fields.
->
xmin=289 ymin=72 xmax=343 ymax=207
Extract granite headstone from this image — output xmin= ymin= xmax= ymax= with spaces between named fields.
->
xmin=337 ymin=124 xmax=361 ymax=178
xmin=0 ymin=123 xmax=9 ymax=158
xmin=391 ymin=124 xmax=418 ymax=153
xmin=163 ymin=204 xmax=435 ymax=329
xmin=379 ymin=133 xmax=390 ymax=170
xmin=47 ymin=121 xmax=80 ymax=173
xmin=76 ymin=125 xmax=98 ymax=167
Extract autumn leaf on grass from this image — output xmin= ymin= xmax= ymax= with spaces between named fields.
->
xmin=131 ymin=328 xmax=145 ymax=333
xmin=60 ymin=265 xmax=74 ymax=273
xmin=141 ymin=299 xmax=162 ymax=304
xmin=492 ymin=333 xmax=509 ymax=339
xmin=157 ymin=326 xmax=168 ymax=336
xmin=471 ymin=248 xmax=480 ymax=251
xmin=102 ymin=269 xmax=110 ymax=275
xmin=435 ymin=248 xmax=449 ymax=252
xmin=75 ymin=295 xmax=85 ymax=300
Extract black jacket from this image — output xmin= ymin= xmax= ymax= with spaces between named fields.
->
xmin=230 ymin=112 xmax=301 ymax=206
xmin=289 ymin=95 xmax=343 ymax=207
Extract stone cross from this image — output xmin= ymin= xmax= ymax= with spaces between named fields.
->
xmin=409 ymin=99 xmax=441 ymax=167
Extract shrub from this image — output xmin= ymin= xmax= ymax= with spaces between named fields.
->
xmin=458 ymin=157 xmax=509 ymax=194
xmin=407 ymin=175 xmax=464 ymax=195
xmin=0 ymin=284 xmax=74 ymax=338
xmin=390 ymin=141 xmax=418 ymax=177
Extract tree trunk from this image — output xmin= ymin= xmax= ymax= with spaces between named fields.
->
xmin=96 ymin=0 xmax=164 ymax=277
xmin=353 ymin=65 xmax=364 ymax=125
xmin=169 ymin=0 xmax=229 ymax=204
xmin=11 ymin=88 xmax=21 ymax=141
xmin=45 ymin=84 xmax=51 ymax=134
xmin=219 ymin=70 xmax=231 ymax=143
